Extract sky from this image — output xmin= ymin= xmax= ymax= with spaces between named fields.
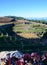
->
xmin=0 ymin=0 xmax=47 ymax=18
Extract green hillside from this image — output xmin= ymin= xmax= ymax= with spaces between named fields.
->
xmin=0 ymin=17 xmax=47 ymax=53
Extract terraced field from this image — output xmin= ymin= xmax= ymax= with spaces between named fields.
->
xmin=17 ymin=33 xmax=38 ymax=38
xmin=13 ymin=22 xmax=47 ymax=38
xmin=0 ymin=19 xmax=47 ymax=52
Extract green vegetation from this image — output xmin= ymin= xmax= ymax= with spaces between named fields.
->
xmin=13 ymin=23 xmax=47 ymax=37
xmin=5 ymin=16 xmax=26 ymax=20
xmin=0 ymin=16 xmax=47 ymax=53
xmin=28 ymin=19 xmax=47 ymax=24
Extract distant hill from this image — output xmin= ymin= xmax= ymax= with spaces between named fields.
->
xmin=27 ymin=17 xmax=47 ymax=20
xmin=5 ymin=16 xmax=26 ymax=20
xmin=0 ymin=16 xmax=27 ymax=23
xmin=0 ymin=17 xmax=16 ymax=23
xmin=1 ymin=16 xmax=47 ymax=24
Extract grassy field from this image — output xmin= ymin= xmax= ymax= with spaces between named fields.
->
xmin=13 ymin=22 xmax=47 ymax=38
xmin=17 ymin=33 xmax=38 ymax=38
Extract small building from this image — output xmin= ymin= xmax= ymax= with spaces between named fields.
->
xmin=24 ymin=21 xmax=31 ymax=24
